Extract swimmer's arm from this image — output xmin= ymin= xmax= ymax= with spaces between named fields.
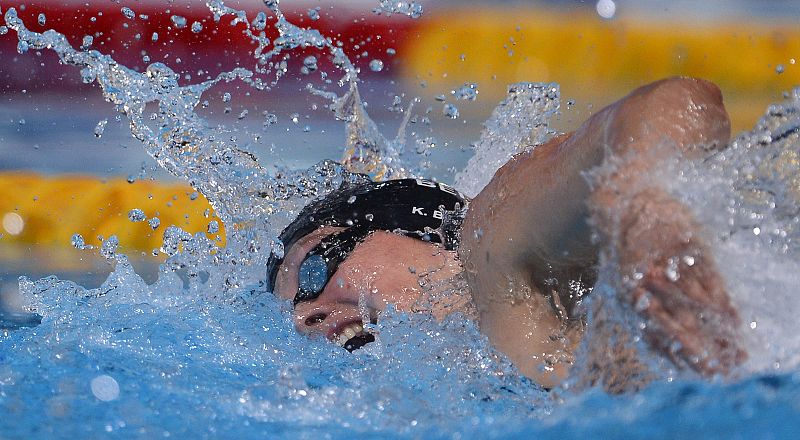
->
xmin=460 ymin=77 xmax=742 ymax=385
xmin=460 ymin=77 xmax=732 ymax=302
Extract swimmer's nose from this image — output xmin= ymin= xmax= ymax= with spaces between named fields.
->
xmin=293 ymin=301 xmax=331 ymax=335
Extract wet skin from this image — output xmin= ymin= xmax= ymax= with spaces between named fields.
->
xmin=276 ymin=77 xmax=746 ymax=390
xmin=274 ymin=227 xmax=463 ymax=343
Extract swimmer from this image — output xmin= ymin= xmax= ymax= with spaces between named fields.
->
xmin=267 ymin=77 xmax=746 ymax=391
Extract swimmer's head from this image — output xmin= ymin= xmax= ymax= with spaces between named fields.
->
xmin=267 ymin=178 xmax=468 ymax=350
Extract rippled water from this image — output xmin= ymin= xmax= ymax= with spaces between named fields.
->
xmin=2 ymin=2 xmax=800 ymax=438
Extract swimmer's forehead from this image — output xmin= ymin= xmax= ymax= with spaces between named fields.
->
xmin=274 ymin=225 xmax=345 ymax=301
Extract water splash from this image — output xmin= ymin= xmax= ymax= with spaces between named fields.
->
xmin=373 ymin=0 xmax=425 ymax=19
xmin=3 ymin=1 xmax=800 ymax=438
xmin=454 ymin=82 xmax=560 ymax=197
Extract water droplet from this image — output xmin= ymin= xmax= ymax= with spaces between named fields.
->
xmin=664 ymin=258 xmax=680 ymax=281
xmin=0 ymin=26 xmax=7 ymax=36
xmin=71 ymin=233 xmax=85 ymax=249
xmin=121 ymin=7 xmax=135 ymax=20
xmin=171 ymin=15 xmax=187 ymax=29
xmin=750 ymin=321 xmax=758 ymax=329
xmin=386 ymin=48 xmax=396 ymax=56
xmin=100 ymin=235 xmax=119 ymax=259
xmin=151 ymin=32 xmax=159 ymax=42
xmin=37 ymin=13 xmax=46 ymax=26
xmin=252 ymin=11 xmax=267 ymax=31
xmin=128 ymin=208 xmax=146 ymax=222
xmin=148 ymin=217 xmax=161 ymax=230
xmin=307 ymin=8 xmax=320 ymax=20
xmin=347 ymin=195 xmax=357 ymax=204
xmin=303 ymin=55 xmax=318 ymax=72
xmin=263 ymin=112 xmax=278 ymax=126
xmin=90 ymin=375 xmax=120 ymax=402
xmin=776 ymin=64 xmax=785 ymax=74
xmin=81 ymin=35 xmax=93 ymax=50
xmin=753 ymin=226 xmax=761 ymax=236
xmin=264 ymin=0 xmax=280 ymax=13
xmin=443 ymin=103 xmax=459 ymax=119
xmin=452 ymin=83 xmax=478 ymax=101
xmin=369 ymin=59 xmax=384 ymax=72
xmin=94 ymin=119 xmax=108 ymax=138
xmin=191 ymin=22 xmax=203 ymax=33
xmin=374 ymin=0 xmax=424 ymax=19
xmin=222 ymin=92 xmax=232 ymax=103
xmin=596 ymin=0 xmax=617 ymax=19
xmin=634 ymin=292 xmax=651 ymax=311
xmin=207 ymin=221 xmax=220 ymax=234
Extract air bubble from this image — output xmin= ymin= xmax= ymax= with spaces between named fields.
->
xmin=776 ymin=64 xmax=785 ymax=74
xmin=191 ymin=22 xmax=203 ymax=33
xmin=121 ymin=7 xmax=135 ymax=19
xmin=148 ymin=217 xmax=161 ymax=230
xmin=307 ymin=8 xmax=320 ymax=20
xmin=37 ymin=13 xmax=45 ymax=26
xmin=222 ymin=92 xmax=232 ymax=103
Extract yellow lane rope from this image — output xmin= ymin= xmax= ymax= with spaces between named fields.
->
xmin=0 ymin=173 xmax=221 ymax=254
xmin=404 ymin=9 xmax=800 ymax=130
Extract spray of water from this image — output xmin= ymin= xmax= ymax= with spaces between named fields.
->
xmin=2 ymin=1 xmax=800 ymax=437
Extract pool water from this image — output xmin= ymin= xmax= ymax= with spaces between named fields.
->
xmin=2 ymin=2 xmax=800 ymax=438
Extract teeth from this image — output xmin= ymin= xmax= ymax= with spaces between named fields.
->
xmin=333 ymin=322 xmax=367 ymax=347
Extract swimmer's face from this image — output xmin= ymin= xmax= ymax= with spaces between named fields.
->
xmin=275 ymin=226 xmax=463 ymax=349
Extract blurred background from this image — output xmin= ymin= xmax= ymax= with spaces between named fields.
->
xmin=1 ymin=0 xmax=799 ymax=310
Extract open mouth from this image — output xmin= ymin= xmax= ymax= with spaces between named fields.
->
xmin=332 ymin=321 xmax=376 ymax=352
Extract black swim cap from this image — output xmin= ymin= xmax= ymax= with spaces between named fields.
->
xmin=266 ymin=178 xmax=468 ymax=294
